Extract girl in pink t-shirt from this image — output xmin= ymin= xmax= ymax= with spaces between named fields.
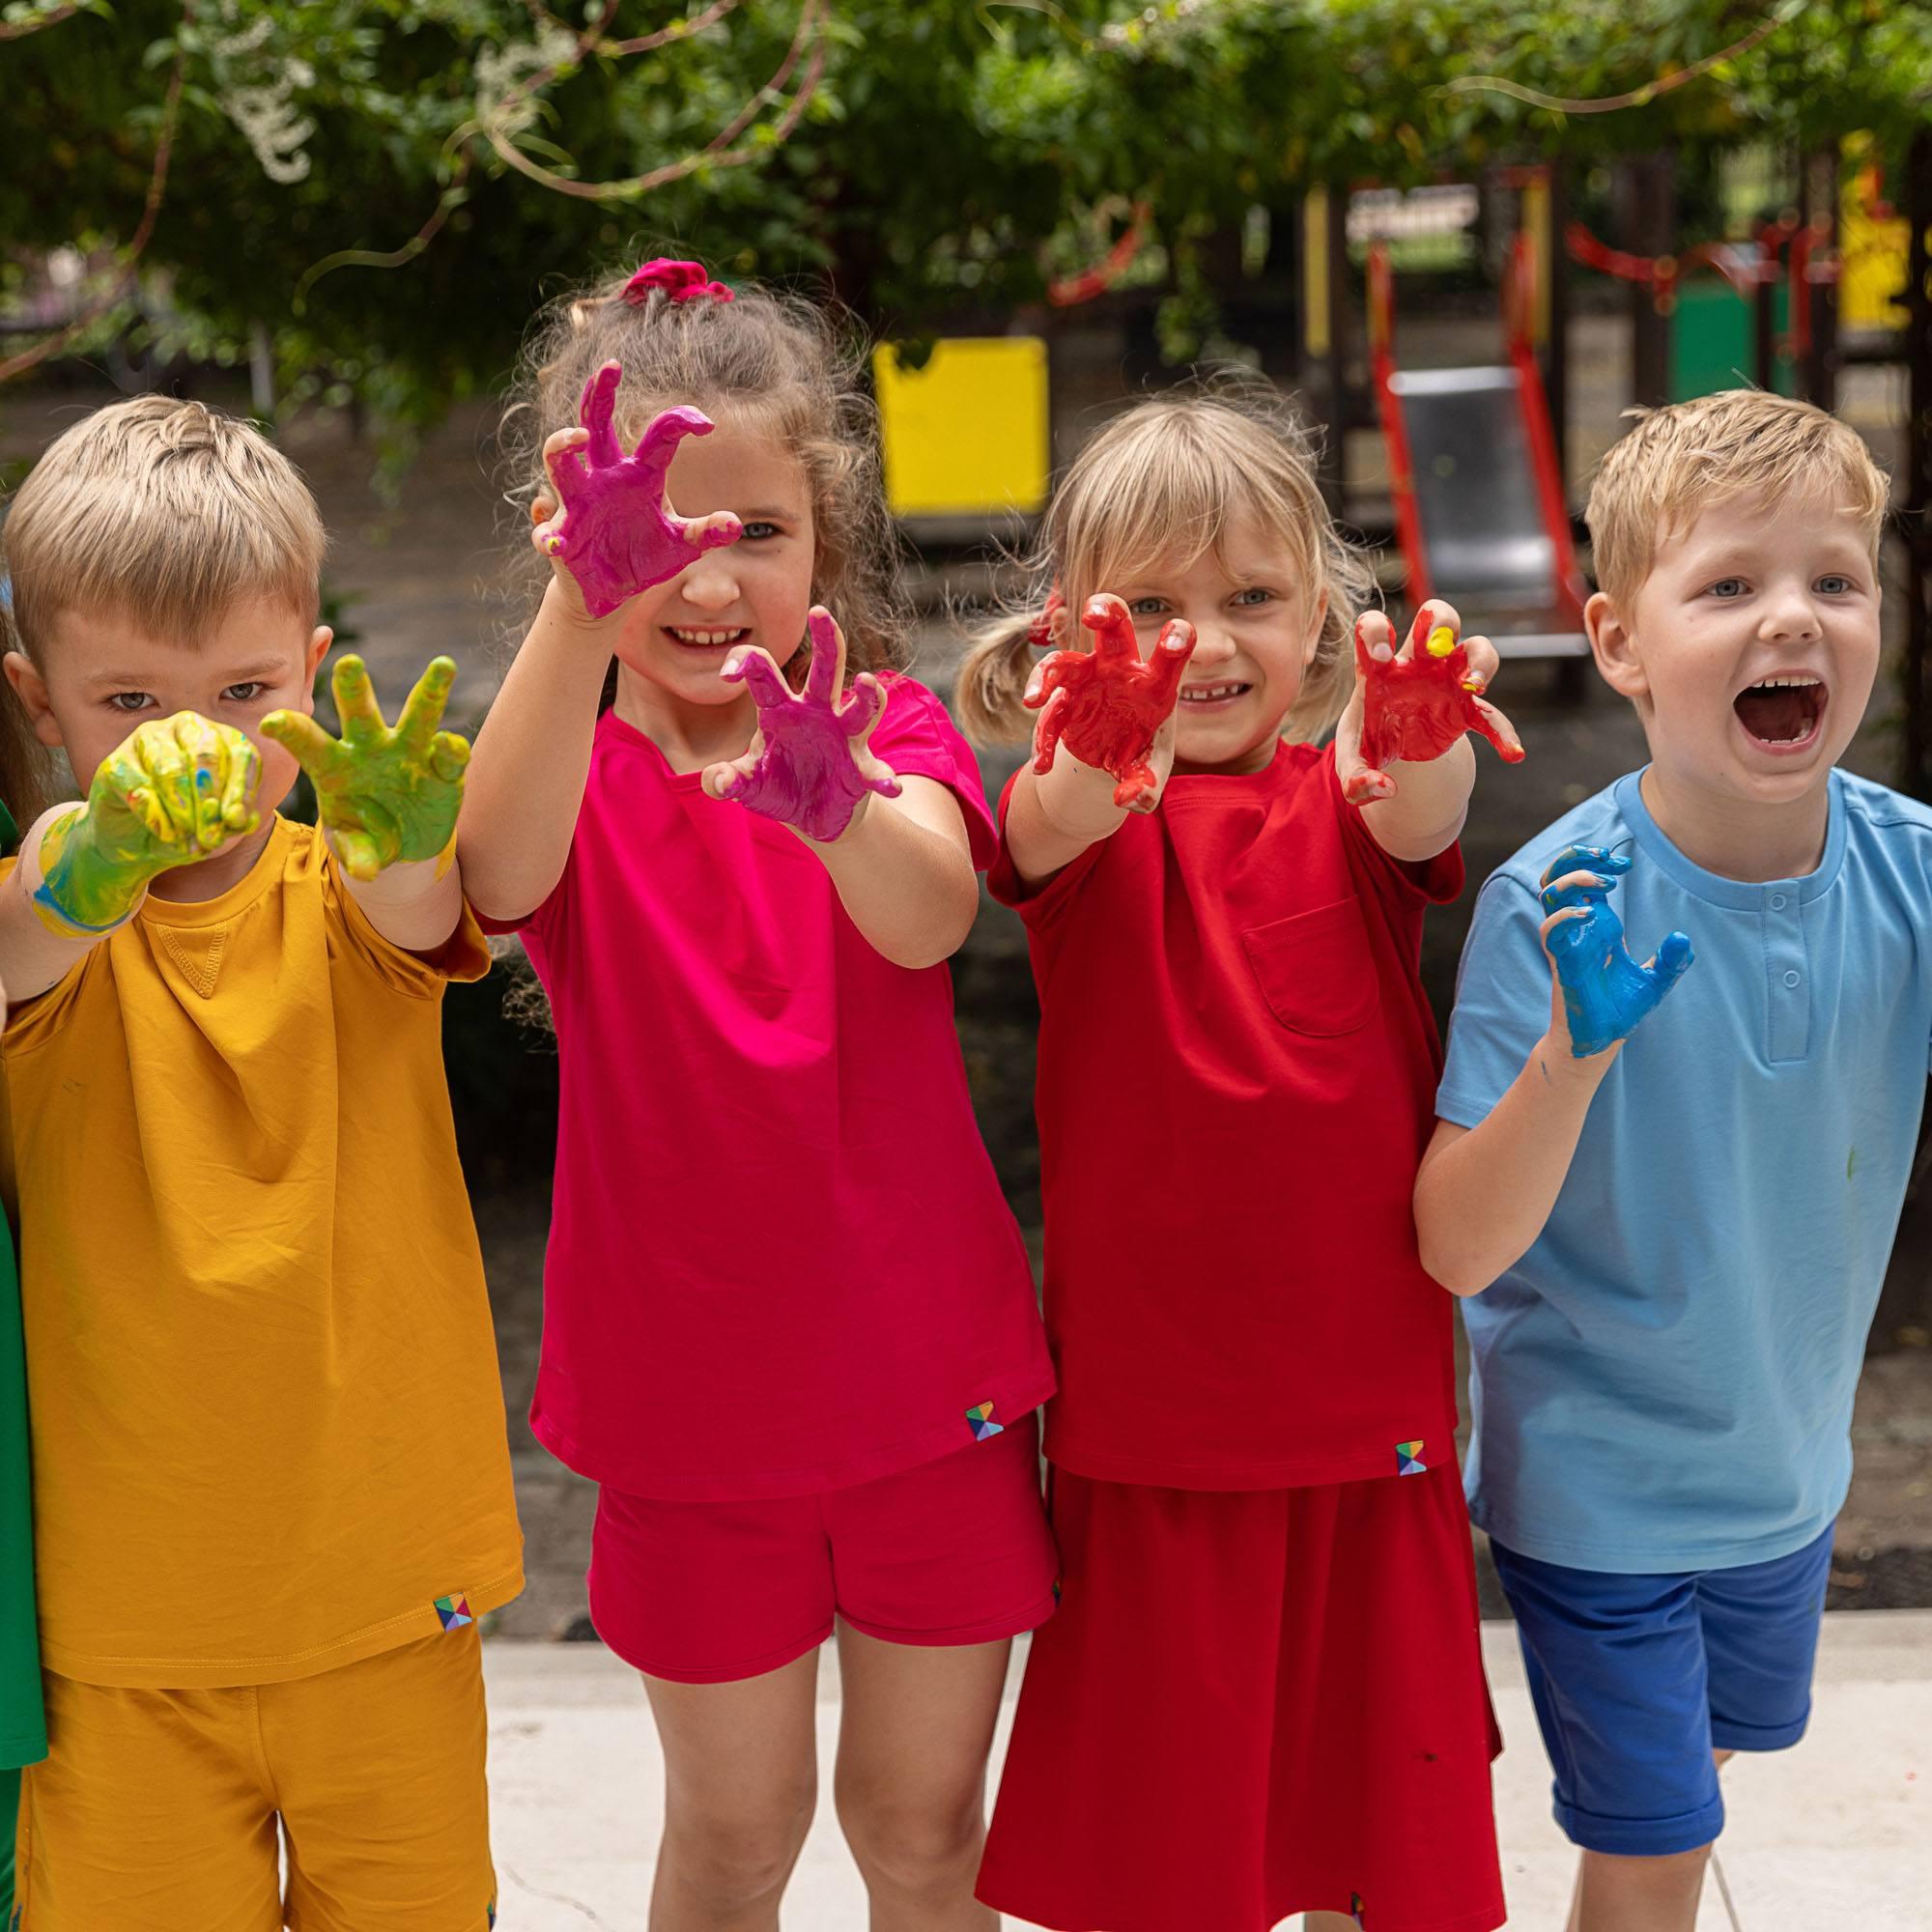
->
xmin=460 ymin=262 xmax=1056 ymax=1928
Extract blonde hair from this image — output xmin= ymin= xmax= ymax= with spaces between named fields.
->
xmin=500 ymin=270 xmax=907 ymax=679
xmin=1587 ymin=389 xmax=1889 ymax=610
xmin=956 ymin=382 xmax=1373 ymax=746
xmin=1 ymin=396 xmax=326 ymax=664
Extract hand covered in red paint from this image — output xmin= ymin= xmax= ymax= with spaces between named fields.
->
xmin=1337 ymin=601 xmax=1524 ymax=807
xmin=1025 ymin=592 xmax=1197 ymax=812
xmin=702 ymin=607 xmax=903 ymax=842
xmin=532 ymin=360 xmax=743 ymax=619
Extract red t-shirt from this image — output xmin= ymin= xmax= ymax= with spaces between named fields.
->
xmin=495 ymin=676 xmax=1055 ymax=1501
xmin=989 ymin=740 xmax=1463 ymax=1491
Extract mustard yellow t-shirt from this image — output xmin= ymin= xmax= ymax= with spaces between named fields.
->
xmin=0 ymin=816 xmax=523 ymax=1688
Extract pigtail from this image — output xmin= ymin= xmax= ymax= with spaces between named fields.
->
xmin=954 ymin=607 xmax=1048 ymax=746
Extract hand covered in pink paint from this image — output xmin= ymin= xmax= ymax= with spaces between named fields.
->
xmin=701 ymin=608 xmax=902 ymax=842
xmin=532 ymin=360 xmax=743 ymax=619
xmin=1025 ymin=592 xmax=1197 ymax=812
xmin=1338 ymin=601 xmax=1524 ymax=807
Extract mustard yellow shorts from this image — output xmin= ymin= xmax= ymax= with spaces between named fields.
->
xmin=14 ymin=1628 xmax=496 ymax=1932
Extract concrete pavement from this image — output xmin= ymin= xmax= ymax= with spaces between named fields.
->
xmin=482 ymin=1612 xmax=1932 ymax=1931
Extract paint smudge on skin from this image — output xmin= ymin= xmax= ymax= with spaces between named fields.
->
xmin=711 ymin=608 xmax=902 ymax=842
xmin=1026 ymin=593 xmax=1195 ymax=811
xmin=1539 ymin=844 xmax=1693 ymax=1057
xmin=536 ymin=360 xmax=742 ymax=618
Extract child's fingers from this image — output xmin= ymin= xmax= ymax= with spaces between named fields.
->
xmin=721 ymin=646 xmax=792 ymax=709
xmin=1407 ymin=599 xmax=1461 ymax=663
xmin=1538 ymin=901 xmax=1592 ymax=953
xmin=331 ymin=656 xmax=387 ymax=749
xmin=258 ymin=709 xmax=338 ymax=782
xmin=430 ymin=731 xmax=471 ymax=785
xmin=1030 ymin=684 xmax=1071 ymax=776
xmin=681 ymin=510 xmax=743 ymax=554
xmin=1342 ymin=763 xmax=1396 ymax=807
xmin=701 ymin=746 xmax=761 ymax=803
xmin=1081 ymin=593 xmax=1140 ymax=664
xmin=124 ymin=785 xmax=175 ymax=848
xmin=1144 ymin=618 xmax=1198 ymax=707
xmin=1645 ymin=929 xmax=1695 ymax=991
xmin=1022 ymin=653 xmax=1069 ymax=710
xmin=1538 ymin=844 xmax=1628 ymax=890
xmin=219 ymin=732 xmax=262 ymax=833
xmin=1539 ymin=867 xmax=1615 ymax=915
xmin=141 ymin=719 xmax=196 ymax=844
xmin=1459 ymin=635 xmax=1501 ymax=693
xmin=176 ymin=714 xmax=229 ymax=849
xmin=631 ymin=404 xmax=716 ymax=482
xmin=1355 ymin=611 xmax=1397 ymax=672
xmin=803 ymin=607 xmax=847 ymax=707
xmin=1470 ymin=694 xmax=1526 ymax=764
xmin=841 ymin=670 xmax=887 ymax=743
xmin=394 ymin=657 xmax=457 ymax=758
xmin=332 ymin=825 xmax=384 ymax=882
xmin=541 ymin=428 xmax=590 ymax=507
xmin=578 ymin=361 xmax=626 ymax=470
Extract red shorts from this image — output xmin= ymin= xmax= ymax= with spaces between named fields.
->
xmin=978 ymin=1463 xmax=1505 ymax=1932
xmin=588 ymin=1411 xmax=1059 ymax=1683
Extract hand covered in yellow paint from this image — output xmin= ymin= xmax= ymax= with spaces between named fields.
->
xmin=262 ymin=655 xmax=470 ymax=881
xmin=33 ymin=713 xmax=262 ymax=934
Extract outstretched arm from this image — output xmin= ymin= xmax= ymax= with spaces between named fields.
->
xmin=701 ymin=610 xmax=979 ymax=968
xmin=461 ymin=376 xmax=739 ymax=920
xmin=1335 ymin=601 xmax=1524 ymax=862
xmin=262 ymin=655 xmax=470 ymax=952
xmin=1003 ymin=592 xmax=1196 ymax=889
xmin=1415 ymin=847 xmax=1692 ymax=1293
xmin=0 ymin=714 xmax=261 ymax=1002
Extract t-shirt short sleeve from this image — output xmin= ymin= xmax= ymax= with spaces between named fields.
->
xmin=985 ymin=764 xmax=1109 ymax=931
xmin=325 ymin=856 xmax=493 ymax=997
xmin=1435 ymin=867 xmax=1549 ymax=1128
xmin=870 ymin=676 xmax=1000 ymax=870
xmin=1326 ymin=751 xmax=1465 ymax=908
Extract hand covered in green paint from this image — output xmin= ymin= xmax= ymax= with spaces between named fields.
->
xmin=33 ymin=713 xmax=262 ymax=934
xmin=261 ymin=655 xmax=470 ymax=881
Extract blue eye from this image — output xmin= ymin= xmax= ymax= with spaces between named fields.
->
xmin=1815 ymin=575 xmax=1853 ymax=596
xmin=1233 ymin=587 xmax=1273 ymax=607
xmin=1708 ymin=578 xmax=1748 ymax=598
xmin=1125 ymin=596 xmax=1166 ymax=617
xmin=738 ymin=521 xmax=781 ymax=541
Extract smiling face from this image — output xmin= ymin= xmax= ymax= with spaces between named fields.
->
xmin=601 ymin=412 xmax=817 ymax=737
xmin=1110 ymin=508 xmax=1328 ymax=777
xmin=1589 ymin=488 xmax=1882 ymax=825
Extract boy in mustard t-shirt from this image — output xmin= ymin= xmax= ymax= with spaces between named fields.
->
xmin=0 ymin=397 xmax=521 ymax=1931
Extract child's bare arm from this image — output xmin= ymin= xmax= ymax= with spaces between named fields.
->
xmin=460 ymin=381 xmax=739 ymax=920
xmin=1000 ymin=592 xmax=1196 ymax=889
xmin=1415 ymin=847 xmax=1692 ymax=1293
xmin=1335 ymin=601 xmax=1524 ymax=863
xmin=0 ymin=713 xmax=261 ymax=1002
xmin=262 ymin=655 xmax=470 ymax=952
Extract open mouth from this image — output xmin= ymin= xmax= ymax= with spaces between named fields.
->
xmin=1179 ymin=680 xmax=1251 ymax=707
xmin=664 ymin=625 xmax=750 ymax=651
xmin=1733 ymin=673 xmax=1827 ymax=750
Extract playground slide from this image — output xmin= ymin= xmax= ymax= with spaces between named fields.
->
xmin=1370 ymin=243 xmax=1589 ymax=660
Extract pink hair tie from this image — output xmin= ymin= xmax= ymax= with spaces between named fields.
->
xmin=1027 ymin=587 xmax=1065 ymax=651
xmin=621 ymin=258 xmax=735 ymax=305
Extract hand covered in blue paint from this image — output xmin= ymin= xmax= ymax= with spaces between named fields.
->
xmin=1539 ymin=845 xmax=1693 ymax=1058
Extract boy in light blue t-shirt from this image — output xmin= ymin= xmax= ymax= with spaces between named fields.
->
xmin=1413 ymin=391 xmax=1916 ymax=1932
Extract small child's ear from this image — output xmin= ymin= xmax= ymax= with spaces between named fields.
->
xmin=1585 ymin=590 xmax=1647 ymax=702
xmin=303 ymin=625 xmax=333 ymax=697
xmin=2 ymin=650 xmax=63 ymax=749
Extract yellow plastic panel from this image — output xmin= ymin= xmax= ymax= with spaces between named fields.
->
xmin=874 ymin=338 xmax=1050 ymax=518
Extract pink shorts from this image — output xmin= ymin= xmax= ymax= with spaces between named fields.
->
xmin=587 ymin=1411 xmax=1059 ymax=1683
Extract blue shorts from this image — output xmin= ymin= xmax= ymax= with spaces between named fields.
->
xmin=1490 ymin=1524 xmax=1833 ymax=1857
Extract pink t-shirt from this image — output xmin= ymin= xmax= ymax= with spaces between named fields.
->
xmin=502 ymin=675 xmax=1055 ymax=1500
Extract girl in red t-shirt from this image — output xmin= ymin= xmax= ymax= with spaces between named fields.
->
xmin=958 ymin=384 xmax=1522 ymax=1932
xmin=459 ymin=263 xmax=1057 ymax=1929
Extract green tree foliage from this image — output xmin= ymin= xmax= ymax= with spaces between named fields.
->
xmin=2 ymin=0 xmax=1926 ymax=431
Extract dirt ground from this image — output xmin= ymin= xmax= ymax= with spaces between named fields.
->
xmin=3 ymin=330 xmax=1928 ymax=1635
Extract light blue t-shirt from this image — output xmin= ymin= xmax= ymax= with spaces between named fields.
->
xmin=1438 ymin=766 xmax=1932 ymax=1574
